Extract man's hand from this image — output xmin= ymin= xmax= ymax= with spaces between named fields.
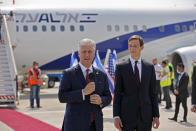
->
xmin=152 ymin=117 xmax=159 ymax=129
xmin=114 ymin=117 xmax=123 ymax=131
xmin=83 ymin=82 xmax=95 ymax=95
xmin=174 ymin=89 xmax=179 ymax=95
xmin=90 ymin=94 xmax=102 ymax=105
xmin=191 ymin=106 xmax=196 ymax=112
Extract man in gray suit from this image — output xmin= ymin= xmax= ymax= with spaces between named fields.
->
xmin=58 ymin=38 xmax=112 ymax=131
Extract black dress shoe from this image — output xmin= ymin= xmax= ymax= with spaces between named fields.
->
xmin=168 ymin=117 xmax=177 ymax=121
xmin=180 ymin=120 xmax=187 ymax=123
xmin=165 ymin=106 xmax=171 ymax=109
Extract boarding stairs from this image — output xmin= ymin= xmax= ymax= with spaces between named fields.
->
xmin=0 ymin=15 xmax=18 ymax=107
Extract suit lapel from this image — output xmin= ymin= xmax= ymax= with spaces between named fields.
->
xmin=75 ymin=64 xmax=86 ymax=87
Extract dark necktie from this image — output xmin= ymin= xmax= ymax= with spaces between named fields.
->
xmin=134 ymin=61 xmax=140 ymax=88
xmin=86 ymin=69 xmax=94 ymax=122
xmin=86 ymin=69 xmax=90 ymax=83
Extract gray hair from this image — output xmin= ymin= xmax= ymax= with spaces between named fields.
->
xmin=78 ymin=38 xmax=96 ymax=51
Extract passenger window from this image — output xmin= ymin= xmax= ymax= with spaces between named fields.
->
xmin=115 ymin=25 xmax=120 ymax=32
xmin=124 ymin=25 xmax=129 ymax=32
xmin=70 ymin=25 xmax=75 ymax=32
xmin=159 ymin=26 xmax=165 ymax=32
xmin=51 ymin=25 xmax=56 ymax=32
xmin=23 ymin=25 xmax=28 ymax=32
xmin=182 ymin=25 xmax=187 ymax=32
xmin=175 ymin=25 xmax=180 ymax=32
xmin=142 ymin=25 xmax=147 ymax=32
xmin=42 ymin=25 xmax=47 ymax=32
xmin=133 ymin=25 xmax=138 ymax=32
xmin=189 ymin=25 xmax=194 ymax=32
xmin=107 ymin=25 xmax=112 ymax=32
xmin=32 ymin=25 xmax=38 ymax=32
xmin=80 ymin=25 xmax=84 ymax=32
xmin=60 ymin=25 xmax=65 ymax=32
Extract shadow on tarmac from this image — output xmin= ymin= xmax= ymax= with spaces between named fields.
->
xmin=178 ymin=121 xmax=196 ymax=127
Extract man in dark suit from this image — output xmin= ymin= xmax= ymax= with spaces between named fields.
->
xmin=58 ymin=38 xmax=112 ymax=131
xmin=191 ymin=65 xmax=196 ymax=113
xmin=113 ymin=35 xmax=159 ymax=131
xmin=169 ymin=63 xmax=189 ymax=122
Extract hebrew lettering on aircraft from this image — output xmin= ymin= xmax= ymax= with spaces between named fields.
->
xmin=15 ymin=12 xmax=98 ymax=23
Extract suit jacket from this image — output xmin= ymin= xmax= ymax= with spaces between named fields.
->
xmin=58 ymin=64 xmax=112 ymax=131
xmin=176 ymin=72 xmax=189 ymax=98
xmin=113 ymin=59 xmax=159 ymax=127
xmin=192 ymin=66 xmax=196 ymax=105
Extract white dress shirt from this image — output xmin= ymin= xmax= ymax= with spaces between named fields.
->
xmin=130 ymin=56 xmax=142 ymax=81
xmin=154 ymin=64 xmax=163 ymax=80
xmin=79 ymin=62 xmax=93 ymax=100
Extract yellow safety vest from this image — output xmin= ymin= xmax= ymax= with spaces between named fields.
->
xmin=190 ymin=65 xmax=194 ymax=84
xmin=168 ymin=63 xmax=175 ymax=79
xmin=160 ymin=66 xmax=171 ymax=88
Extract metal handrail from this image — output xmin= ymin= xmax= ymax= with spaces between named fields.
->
xmin=2 ymin=15 xmax=18 ymax=78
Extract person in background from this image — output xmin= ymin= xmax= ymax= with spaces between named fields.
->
xmin=160 ymin=61 xmax=172 ymax=109
xmin=165 ymin=58 xmax=175 ymax=94
xmin=0 ymin=13 xmax=3 ymax=44
xmin=113 ymin=35 xmax=159 ymax=131
xmin=191 ymin=64 xmax=196 ymax=113
xmin=27 ymin=61 xmax=42 ymax=108
xmin=168 ymin=63 xmax=189 ymax=122
xmin=152 ymin=58 xmax=162 ymax=103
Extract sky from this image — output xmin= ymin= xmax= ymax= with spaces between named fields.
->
xmin=1 ymin=0 xmax=196 ymax=9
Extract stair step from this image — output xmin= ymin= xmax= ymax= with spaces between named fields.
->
xmin=0 ymin=66 xmax=9 ymax=69
xmin=0 ymin=50 xmax=7 ymax=54
xmin=0 ymin=58 xmax=8 ymax=61
xmin=0 ymin=77 xmax=12 ymax=81
xmin=0 ymin=48 xmax=6 ymax=51
xmin=0 ymin=81 xmax=13 ymax=85
xmin=0 ymin=46 xmax=6 ymax=49
xmin=0 ymin=71 xmax=10 ymax=74
xmin=0 ymin=62 xmax=8 ymax=65
xmin=0 ymin=65 xmax=9 ymax=69
xmin=0 ymin=92 xmax=15 ymax=96
xmin=0 ymin=55 xmax=7 ymax=58
xmin=0 ymin=53 xmax=7 ymax=55
xmin=0 ymin=84 xmax=13 ymax=87
xmin=0 ymin=88 xmax=14 ymax=92
xmin=0 ymin=70 xmax=10 ymax=73
xmin=0 ymin=73 xmax=11 ymax=76
xmin=0 ymin=72 xmax=10 ymax=75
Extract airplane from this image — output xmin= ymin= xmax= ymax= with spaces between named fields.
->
xmin=1 ymin=0 xmax=196 ymax=88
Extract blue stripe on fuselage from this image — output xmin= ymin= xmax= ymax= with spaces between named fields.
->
xmin=40 ymin=20 xmax=195 ymax=70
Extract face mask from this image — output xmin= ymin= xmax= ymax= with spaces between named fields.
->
xmin=176 ymin=69 xmax=180 ymax=74
xmin=35 ymin=66 xmax=38 ymax=69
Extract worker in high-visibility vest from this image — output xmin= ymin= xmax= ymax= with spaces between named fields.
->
xmin=160 ymin=60 xmax=172 ymax=109
xmin=27 ymin=61 xmax=42 ymax=108
xmin=165 ymin=59 xmax=175 ymax=93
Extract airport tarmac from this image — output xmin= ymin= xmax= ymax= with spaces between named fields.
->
xmin=1 ymin=84 xmax=196 ymax=131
